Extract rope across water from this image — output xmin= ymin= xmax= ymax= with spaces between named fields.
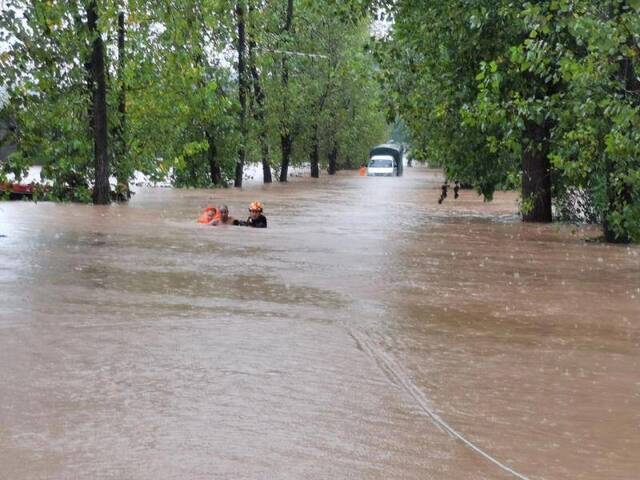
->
xmin=348 ymin=328 xmax=533 ymax=480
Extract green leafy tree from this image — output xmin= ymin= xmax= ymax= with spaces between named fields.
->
xmin=1 ymin=1 xmax=104 ymax=201
xmin=471 ymin=0 xmax=640 ymax=240
xmin=1 ymin=0 xmax=390 ymax=198
xmin=376 ymin=0 xmax=518 ymax=197
xmin=547 ymin=0 xmax=640 ymax=242
xmin=381 ymin=0 xmax=640 ymax=241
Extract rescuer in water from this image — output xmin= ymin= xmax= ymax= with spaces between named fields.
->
xmin=233 ymin=201 xmax=267 ymax=228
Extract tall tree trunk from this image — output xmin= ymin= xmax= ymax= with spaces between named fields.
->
xmin=87 ymin=0 xmax=110 ymax=204
xmin=280 ymin=133 xmax=292 ymax=182
xmin=260 ymin=139 xmax=271 ymax=183
xmin=249 ymin=63 xmax=272 ymax=184
xmin=327 ymin=143 xmax=337 ymax=175
xmin=72 ymin=9 xmax=95 ymax=192
xmin=279 ymin=0 xmax=294 ymax=182
xmin=248 ymin=2 xmax=272 ymax=183
xmin=206 ymin=130 xmax=221 ymax=185
xmin=234 ymin=0 xmax=248 ymax=188
xmin=309 ymin=67 xmax=333 ymax=179
xmin=603 ymin=49 xmax=638 ymax=242
xmin=205 ymin=125 xmax=222 ymax=184
xmin=114 ymin=11 xmax=130 ymax=199
xmin=602 ymin=155 xmax=625 ymax=243
xmin=521 ymin=119 xmax=551 ymax=222
xmin=310 ymin=128 xmax=319 ymax=178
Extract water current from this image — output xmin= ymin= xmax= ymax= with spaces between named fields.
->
xmin=1 ymin=167 xmax=638 ymax=479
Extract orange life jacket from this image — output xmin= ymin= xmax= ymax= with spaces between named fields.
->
xmin=197 ymin=206 xmax=221 ymax=224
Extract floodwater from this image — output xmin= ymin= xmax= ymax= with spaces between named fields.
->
xmin=0 ymin=167 xmax=638 ymax=480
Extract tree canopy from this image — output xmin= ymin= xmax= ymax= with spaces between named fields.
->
xmin=0 ymin=0 xmax=389 ymax=196
xmin=377 ymin=0 xmax=640 ymax=242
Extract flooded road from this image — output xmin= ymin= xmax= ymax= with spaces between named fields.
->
xmin=1 ymin=167 xmax=639 ymax=480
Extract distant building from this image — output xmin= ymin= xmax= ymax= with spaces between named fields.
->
xmin=0 ymin=87 xmax=17 ymax=162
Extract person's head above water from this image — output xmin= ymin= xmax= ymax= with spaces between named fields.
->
xmin=232 ymin=201 xmax=267 ymax=227
xmin=248 ymin=201 xmax=263 ymax=219
xmin=219 ymin=205 xmax=230 ymax=222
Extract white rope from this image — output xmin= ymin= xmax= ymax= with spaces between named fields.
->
xmin=349 ymin=328 xmax=533 ymax=480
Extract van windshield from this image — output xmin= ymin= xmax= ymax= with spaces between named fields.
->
xmin=368 ymin=159 xmax=393 ymax=168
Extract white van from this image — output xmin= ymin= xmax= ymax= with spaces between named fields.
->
xmin=367 ymin=155 xmax=397 ymax=176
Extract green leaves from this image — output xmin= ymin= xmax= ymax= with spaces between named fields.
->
xmin=1 ymin=0 xmax=388 ymax=191
xmin=382 ymin=0 xmax=639 ymax=241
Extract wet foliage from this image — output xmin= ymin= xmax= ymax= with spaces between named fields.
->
xmin=375 ymin=0 xmax=640 ymax=242
xmin=0 ymin=0 xmax=388 ymax=197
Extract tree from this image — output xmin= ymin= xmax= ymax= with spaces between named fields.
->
xmin=113 ymin=10 xmax=130 ymax=199
xmin=278 ymin=0 xmax=294 ymax=182
xmin=87 ymin=0 xmax=111 ymax=204
xmin=382 ymin=0 xmax=640 ymax=241
xmin=247 ymin=0 xmax=272 ymax=183
xmin=136 ymin=0 xmax=236 ymax=188
xmin=1 ymin=1 xmax=111 ymax=202
xmin=472 ymin=0 xmax=640 ymax=239
xmin=234 ymin=0 xmax=248 ymax=187
xmin=377 ymin=0 xmax=518 ymax=198
xmin=292 ymin=2 xmax=388 ymax=177
xmin=547 ymin=0 xmax=640 ymax=242
xmin=1 ymin=0 xmax=389 ymax=198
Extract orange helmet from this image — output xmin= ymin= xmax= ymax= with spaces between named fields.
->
xmin=249 ymin=201 xmax=263 ymax=212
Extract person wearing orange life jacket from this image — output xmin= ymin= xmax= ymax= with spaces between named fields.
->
xmin=197 ymin=205 xmax=221 ymax=224
xmin=233 ymin=201 xmax=267 ymax=228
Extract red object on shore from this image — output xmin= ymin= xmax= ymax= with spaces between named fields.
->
xmin=0 ymin=182 xmax=37 ymax=198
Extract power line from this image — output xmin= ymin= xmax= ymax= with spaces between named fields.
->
xmin=256 ymin=47 xmax=328 ymax=59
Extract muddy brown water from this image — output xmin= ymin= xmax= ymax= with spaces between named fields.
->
xmin=0 ymin=167 xmax=638 ymax=480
